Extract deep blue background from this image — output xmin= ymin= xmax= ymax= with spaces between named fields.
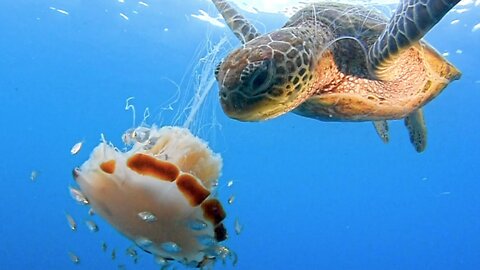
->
xmin=0 ymin=0 xmax=479 ymax=269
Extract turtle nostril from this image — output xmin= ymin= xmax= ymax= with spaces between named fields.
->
xmin=220 ymin=90 xmax=228 ymax=99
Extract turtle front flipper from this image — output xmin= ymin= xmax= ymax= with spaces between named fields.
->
xmin=405 ymin=109 xmax=427 ymax=152
xmin=368 ymin=0 xmax=460 ymax=78
xmin=373 ymin=120 xmax=390 ymax=143
xmin=211 ymin=0 xmax=260 ymax=44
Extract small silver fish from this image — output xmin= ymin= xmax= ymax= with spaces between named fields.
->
xmin=66 ymin=213 xmax=77 ymax=231
xmin=85 ymin=220 xmax=99 ymax=232
xmin=101 ymin=242 xmax=108 ymax=252
xmin=68 ymin=251 xmax=80 ymax=264
xmin=126 ymin=246 xmax=137 ymax=257
xmin=30 ymin=170 xmax=39 ymax=181
xmin=154 ymin=256 xmax=167 ymax=265
xmin=70 ymin=141 xmax=83 ymax=155
xmin=122 ymin=128 xmax=136 ymax=145
xmin=234 ymin=218 xmax=243 ymax=235
xmin=69 ymin=186 xmax=89 ymax=205
xmin=450 ymin=19 xmax=460 ymax=25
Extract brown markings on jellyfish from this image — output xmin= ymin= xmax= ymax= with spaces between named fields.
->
xmin=214 ymin=223 xmax=228 ymax=241
xmin=100 ymin=160 xmax=116 ymax=174
xmin=201 ymin=199 xmax=226 ymax=225
xmin=176 ymin=173 xmax=211 ymax=207
xmin=126 ymin=153 xmax=179 ymax=181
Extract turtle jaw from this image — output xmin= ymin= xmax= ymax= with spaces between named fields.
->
xmin=219 ymin=89 xmax=293 ymax=121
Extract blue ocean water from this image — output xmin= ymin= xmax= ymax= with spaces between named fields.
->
xmin=1 ymin=0 xmax=479 ymax=269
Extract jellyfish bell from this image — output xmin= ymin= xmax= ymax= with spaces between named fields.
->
xmin=73 ymin=125 xmax=229 ymax=266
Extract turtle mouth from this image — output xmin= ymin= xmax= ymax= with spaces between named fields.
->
xmin=219 ymin=89 xmax=287 ymax=121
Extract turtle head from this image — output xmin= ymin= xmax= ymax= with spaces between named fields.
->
xmin=215 ymin=29 xmax=315 ymax=121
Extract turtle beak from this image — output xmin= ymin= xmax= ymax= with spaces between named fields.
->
xmin=219 ymin=88 xmax=291 ymax=122
xmin=219 ymin=90 xmax=266 ymax=121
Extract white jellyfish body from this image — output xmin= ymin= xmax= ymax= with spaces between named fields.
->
xmin=73 ymin=126 xmax=228 ymax=266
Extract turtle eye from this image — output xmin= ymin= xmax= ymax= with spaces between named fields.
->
xmin=252 ymin=66 xmax=269 ymax=89
xmin=242 ymin=59 xmax=275 ymax=96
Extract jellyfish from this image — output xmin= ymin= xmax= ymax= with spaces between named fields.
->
xmin=71 ymin=37 xmax=234 ymax=268
xmin=73 ymin=125 xmax=228 ymax=266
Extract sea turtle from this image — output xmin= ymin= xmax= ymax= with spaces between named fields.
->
xmin=211 ymin=0 xmax=462 ymax=152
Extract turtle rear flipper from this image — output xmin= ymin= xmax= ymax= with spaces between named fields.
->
xmin=373 ymin=120 xmax=390 ymax=143
xmin=369 ymin=0 xmax=460 ymax=78
xmin=212 ymin=0 xmax=260 ymax=44
xmin=405 ymin=109 xmax=427 ymax=152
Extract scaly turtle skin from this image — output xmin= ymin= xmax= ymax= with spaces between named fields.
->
xmin=212 ymin=0 xmax=461 ymax=152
